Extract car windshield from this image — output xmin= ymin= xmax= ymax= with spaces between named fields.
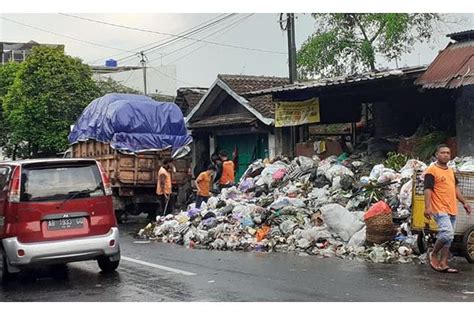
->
xmin=20 ymin=163 xmax=104 ymax=202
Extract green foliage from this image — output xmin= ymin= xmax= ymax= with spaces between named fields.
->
xmin=413 ymin=131 xmax=448 ymax=161
xmin=297 ymin=13 xmax=440 ymax=78
xmin=95 ymin=76 xmax=141 ymax=95
xmin=2 ymin=46 xmax=100 ymax=158
xmin=384 ymin=152 xmax=409 ymax=172
xmin=0 ymin=62 xmax=22 ymax=148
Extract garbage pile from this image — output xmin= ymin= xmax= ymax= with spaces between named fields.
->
xmin=138 ymin=153 xmax=444 ymax=264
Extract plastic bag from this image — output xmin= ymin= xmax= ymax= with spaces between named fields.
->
xmin=398 ymin=179 xmax=413 ymax=210
xmin=239 ymin=178 xmax=255 ymax=192
xmin=320 ymin=204 xmax=365 ymax=242
xmin=280 ymin=220 xmax=298 ymax=235
xmin=369 ymin=164 xmax=385 ymax=180
xmin=325 ymin=164 xmax=354 ymax=181
xmin=364 ymin=201 xmax=392 ymax=220
xmin=317 ymin=156 xmax=338 ymax=177
xmin=256 ymin=225 xmax=271 ymax=242
xmin=347 ymin=226 xmax=366 ymax=247
xmin=272 ymin=169 xmax=287 ymax=181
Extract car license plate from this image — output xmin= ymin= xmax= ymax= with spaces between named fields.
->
xmin=47 ymin=217 xmax=84 ymax=230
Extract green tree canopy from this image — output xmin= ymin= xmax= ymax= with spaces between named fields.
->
xmin=2 ymin=46 xmax=99 ymax=158
xmin=0 ymin=62 xmax=22 ymax=150
xmin=297 ymin=13 xmax=441 ymax=78
xmin=95 ymin=76 xmax=141 ymax=95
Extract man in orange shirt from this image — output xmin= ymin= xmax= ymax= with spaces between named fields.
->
xmin=195 ymin=165 xmax=216 ymax=209
xmin=219 ymin=150 xmax=235 ymax=189
xmin=156 ymin=158 xmax=174 ymax=216
xmin=424 ymin=144 xmax=472 ymax=273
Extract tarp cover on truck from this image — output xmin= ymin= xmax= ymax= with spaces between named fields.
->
xmin=68 ymin=93 xmax=192 ymax=154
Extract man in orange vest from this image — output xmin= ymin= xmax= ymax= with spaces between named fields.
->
xmin=195 ymin=165 xmax=216 ymax=209
xmin=156 ymin=158 xmax=174 ymax=216
xmin=219 ymin=150 xmax=235 ymax=189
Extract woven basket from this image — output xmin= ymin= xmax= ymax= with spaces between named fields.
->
xmin=365 ymin=212 xmax=396 ymax=244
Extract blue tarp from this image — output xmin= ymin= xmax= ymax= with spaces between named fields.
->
xmin=68 ymin=93 xmax=192 ymax=154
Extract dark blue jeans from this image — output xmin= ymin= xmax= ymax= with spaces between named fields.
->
xmin=196 ymin=195 xmax=209 ymax=209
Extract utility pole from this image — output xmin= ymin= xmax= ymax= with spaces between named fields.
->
xmin=140 ymin=51 xmax=148 ymax=95
xmin=287 ymin=13 xmax=297 ymax=84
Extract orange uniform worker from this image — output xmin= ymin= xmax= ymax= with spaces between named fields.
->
xmin=424 ymin=144 xmax=472 ymax=273
xmin=218 ymin=150 xmax=235 ymax=189
xmin=195 ymin=165 xmax=216 ymax=209
xmin=156 ymin=158 xmax=174 ymax=216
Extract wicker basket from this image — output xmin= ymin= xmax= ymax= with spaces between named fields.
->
xmin=365 ymin=212 xmax=396 ymax=244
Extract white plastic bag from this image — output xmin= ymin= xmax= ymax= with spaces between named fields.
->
xmin=320 ymin=204 xmax=365 ymax=242
xmin=347 ymin=226 xmax=366 ymax=247
xmin=369 ymin=164 xmax=385 ymax=180
xmin=325 ymin=164 xmax=354 ymax=181
xmin=399 ymin=179 xmax=413 ymax=210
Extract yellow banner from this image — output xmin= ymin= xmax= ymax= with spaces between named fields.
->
xmin=275 ymin=97 xmax=320 ymax=127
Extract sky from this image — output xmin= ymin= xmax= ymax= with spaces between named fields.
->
xmin=1 ymin=12 xmax=473 ymax=95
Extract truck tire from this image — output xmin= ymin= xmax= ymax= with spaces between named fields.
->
xmin=98 ymin=256 xmax=120 ymax=273
xmin=462 ymin=226 xmax=474 ymax=263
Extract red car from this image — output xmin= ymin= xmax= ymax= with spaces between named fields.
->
xmin=0 ymin=158 xmax=120 ymax=281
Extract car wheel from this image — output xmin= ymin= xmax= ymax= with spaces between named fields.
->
xmin=1 ymin=254 xmax=15 ymax=283
xmin=98 ymin=256 xmax=120 ymax=273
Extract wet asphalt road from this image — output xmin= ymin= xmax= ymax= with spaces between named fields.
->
xmin=2 ymin=216 xmax=474 ymax=302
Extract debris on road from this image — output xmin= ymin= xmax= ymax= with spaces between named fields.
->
xmin=137 ymin=153 xmax=467 ymax=264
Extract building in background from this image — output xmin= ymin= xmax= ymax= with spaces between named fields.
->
xmin=0 ymin=40 xmax=64 ymax=64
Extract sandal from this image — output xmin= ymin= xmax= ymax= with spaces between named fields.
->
xmin=440 ymin=267 xmax=459 ymax=273
xmin=428 ymin=250 xmax=442 ymax=272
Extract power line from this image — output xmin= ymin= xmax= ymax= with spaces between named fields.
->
xmin=150 ymin=14 xmax=255 ymax=64
xmin=59 ymin=13 xmax=286 ymax=55
xmin=0 ymin=16 xmax=134 ymax=53
xmin=85 ymin=13 xmax=230 ymax=64
xmin=114 ymin=14 xmax=239 ymax=65
xmin=148 ymin=65 xmax=197 ymax=87
xmin=121 ymin=14 xmax=239 ymax=62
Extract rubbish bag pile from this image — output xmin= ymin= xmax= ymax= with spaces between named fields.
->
xmin=137 ymin=154 xmax=456 ymax=264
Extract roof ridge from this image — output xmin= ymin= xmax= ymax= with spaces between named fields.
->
xmin=218 ymin=74 xmax=289 ymax=81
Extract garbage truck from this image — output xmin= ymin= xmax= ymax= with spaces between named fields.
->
xmin=67 ymin=93 xmax=193 ymax=220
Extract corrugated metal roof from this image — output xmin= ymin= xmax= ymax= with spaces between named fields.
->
xmin=243 ymin=65 xmax=427 ymax=96
xmin=415 ymin=40 xmax=474 ymax=89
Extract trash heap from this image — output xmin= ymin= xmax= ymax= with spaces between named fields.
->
xmin=137 ymin=154 xmax=467 ymax=264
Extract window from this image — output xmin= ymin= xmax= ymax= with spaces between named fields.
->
xmin=20 ymin=163 xmax=104 ymax=202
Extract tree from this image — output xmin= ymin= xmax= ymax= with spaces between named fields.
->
xmin=95 ymin=76 xmax=141 ymax=95
xmin=297 ymin=13 xmax=441 ymax=78
xmin=0 ymin=62 xmax=22 ymax=150
xmin=3 ymin=46 xmax=100 ymax=158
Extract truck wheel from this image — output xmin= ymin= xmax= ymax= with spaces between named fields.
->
xmin=462 ymin=226 xmax=474 ymax=263
xmin=98 ymin=256 xmax=120 ymax=273
xmin=1 ymin=254 xmax=15 ymax=283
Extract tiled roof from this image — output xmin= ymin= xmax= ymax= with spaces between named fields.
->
xmin=188 ymin=113 xmax=256 ymax=129
xmin=218 ymin=74 xmax=289 ymax=119
xmin=175 ymin=87 xmax=208 ymax=115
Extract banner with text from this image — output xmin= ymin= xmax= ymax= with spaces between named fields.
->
xmin=275 ymin=97 xmax=320 ymax=127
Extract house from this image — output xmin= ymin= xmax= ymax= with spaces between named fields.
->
xmin=174 ymin=87 xmax=208 ymax=116
xmin=415 ymin=30 xmax=474 ymax=156
xmin=0 ymin=40 xmax=64 ymax=64
xmin=186 ymin=74 xmax=289 ymax=179
xmin=245 ymin=65 xmax=461 ymax=158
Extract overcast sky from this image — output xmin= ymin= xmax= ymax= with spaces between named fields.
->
xmin=1 ymin=13 xmax=473 ymax=95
